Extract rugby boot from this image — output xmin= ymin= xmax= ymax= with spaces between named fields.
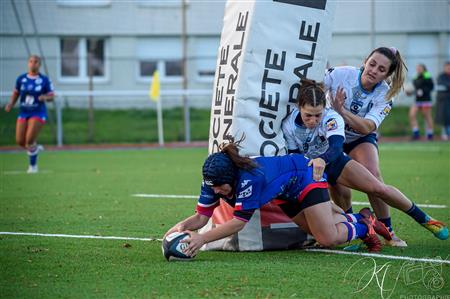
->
xmin=422 ymin=217 xmax=449 ymax=240
xmin=385 ymin=232 xmax=408 ymax=247
xmin=359 ymin=208 xmax=392 ymax=241
xmin=359 ymin=217 xmax=383 ymax=252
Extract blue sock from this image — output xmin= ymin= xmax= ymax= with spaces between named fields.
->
xmin=345 ymin=207 xmax=353 ymax=214
xmin=406 ymin=203 xmax=428 ymax=224
xmin=378 ymin=217 xmax=392 ymax=232
xmin=341 ymin=222 xmax=368 ymax=241
xmin=342 ymin=212 xmax=363 ymax=223
xmin=27 ymin=146 xmax=39 ymax=166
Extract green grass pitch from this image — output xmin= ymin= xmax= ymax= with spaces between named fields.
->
xmin=0 ymin=143 xmax=449 ymax=298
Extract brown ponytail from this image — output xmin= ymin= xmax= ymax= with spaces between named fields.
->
xmin=365 ymin=47 xmax=407 ymax=100
xmin=296 ymin=78 xmax=327 ymax=108
xmin=219 ymin=136 xmax=257 ymax=171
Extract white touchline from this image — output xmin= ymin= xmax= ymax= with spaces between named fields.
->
xmin=131 ymin=194 xmax=448 ymax=209
xmin=3 ymin=170 xmax=54 ymax=175
xmin=0 ymin=232 xmax=162 ymax=242
xmin=1 ymin=231 xmax=448 ymax=265
xmin=305 ymin=248 xmax=450 ymax=265
xmin=133 ymin=194 xmax=197 ymax=199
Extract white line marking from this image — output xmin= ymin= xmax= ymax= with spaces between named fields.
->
xmin=1 ymin=231 xmax=447 ymax=264
xmin=3 ymin=170 xmax=54 ymax=175
xmin=305 ymin=248 xmax=449 ymax=264
xmin=131 ymin=194 xmax=447 ymax=209
xmin=379 ymin=145 xmax=447 ymax=152
xmin=0 ymin=232 xmax=162 ymax=242
xmin=352 ymin=201 xmax=447 ymax=209
xmin=132 ymin=194 xmax=197 ymax=199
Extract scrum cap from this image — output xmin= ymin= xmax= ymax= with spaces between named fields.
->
xmin=202 ymin=152 xmax=237 ymax=186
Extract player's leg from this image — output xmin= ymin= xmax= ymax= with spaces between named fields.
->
xmin=25 ymin=117 xmax=45 ymax=173
xmin=348 ymin=142 xmax=407 ymax=246
xmin=325 ymin=153 xmax=354 ymax=213
xmin=329 ymin=184 xmax=353 ymax=213
xmin=409 ymin=104 xmax=420 ymax=140
xmin=421 ymin=106 xmax=434 ymax=140
xmin=290 ymin=188 xmax=382 ymax=251
xmin=16 ymin=118 xmax=27 ymax=148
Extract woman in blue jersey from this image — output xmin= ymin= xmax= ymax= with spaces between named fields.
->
xmin=165 ymin=139 xmax=392 ymax=256
xmin=4 ymin=55 xmax=54 ymax=173
xmin=282 ymin=78 xmax=447 ymax=246
xmin=325 ymin=47 xmax=409 ymax=246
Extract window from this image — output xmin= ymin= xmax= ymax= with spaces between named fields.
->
xmin=165 ymin=60 xmax=183 ymax=77
xmin=87 ymin=39 xmax=105 ymax=76
xmin=59 ymin=37 xmax=107 ymax=81
xmin=139 ymin=60 xmax=158 ymax=77
xmin=60 ymin=38 xmax=79 ymax=77
xmin=137 ymin=38 xmax=183 ymax=82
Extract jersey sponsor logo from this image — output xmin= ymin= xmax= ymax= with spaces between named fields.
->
xmin=241 ymin=179 xmax=251 ymax=188
xmin=351 ymin=86 xmax=368 ymax=103
xmin=326 ymin=118 xmax=337 ymax=131
xmin=349 ymin=99 xmax=363 ymax=114
xmin=380 ymin=103 xmax=392 ymax=116
xmin=204 ymin=179 xmax=214 ymax=186
xmin=237 ymin=185 xmax=253 ymax=199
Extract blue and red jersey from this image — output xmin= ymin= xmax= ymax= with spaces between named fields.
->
xmin=14 ymin=73 xmax=54 ymax=116
xmin=196 ymin=154 xmax=328 ymax=222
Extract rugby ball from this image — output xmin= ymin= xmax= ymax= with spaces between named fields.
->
xmin=162 ymin=232 xmax=194 ymax=261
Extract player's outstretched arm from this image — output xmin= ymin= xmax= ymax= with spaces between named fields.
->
xmin=164 ymin=213 xmax=210 ymax=239
xmin=182 ymin=218 xmax=246 ymax=256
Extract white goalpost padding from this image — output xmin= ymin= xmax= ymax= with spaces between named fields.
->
xmin=203 ymin=0 xmax=336 ymax=251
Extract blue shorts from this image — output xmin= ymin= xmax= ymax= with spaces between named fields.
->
xmin=18 ymin=109 xmax=47 ymax=123
xmin=324 ymin=153 xmax=351 ymax=185
xmin=343 ymin=133 xmax=378 ymax=155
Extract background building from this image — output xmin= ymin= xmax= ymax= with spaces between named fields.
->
xmin=1 ymin=0 xmax=449 ymax=108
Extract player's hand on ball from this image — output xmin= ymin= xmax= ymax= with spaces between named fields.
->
xmin=164 ymin=224 xmax=186 ymax=239
xmin=181 ymin=231 xmax=205 ymax=257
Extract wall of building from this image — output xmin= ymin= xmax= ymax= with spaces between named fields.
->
xmin=1 ymin=0 xmax=449 ymax=108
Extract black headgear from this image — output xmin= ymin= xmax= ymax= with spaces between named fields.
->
xmin=202 ymin=152 xmax=237 ymax=186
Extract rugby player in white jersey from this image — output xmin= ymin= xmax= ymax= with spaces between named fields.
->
xmin=282 ymin=78 xmax=448 ymax=246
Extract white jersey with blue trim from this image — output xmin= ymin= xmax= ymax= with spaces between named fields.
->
xmin=282 ymin=108 xmax=345 ymax=158
xmin=323 ymin=66 xmax=392 ymax=143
